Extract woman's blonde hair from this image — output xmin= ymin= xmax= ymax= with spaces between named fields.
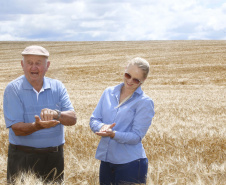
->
xmin=127 ymin=57 xmax=150 ymax=79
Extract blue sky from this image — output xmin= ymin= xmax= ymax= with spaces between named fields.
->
xmin=0 ymin=0 xmax=226 ymax=41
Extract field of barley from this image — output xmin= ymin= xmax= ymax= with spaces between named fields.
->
xmin=0 ymin=41 xmax=225 ymax=185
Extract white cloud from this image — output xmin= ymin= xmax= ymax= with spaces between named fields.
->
xmin=0 ymin=0 xmax=226 ymax=41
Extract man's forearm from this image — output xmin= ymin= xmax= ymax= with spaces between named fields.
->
xmin=11 ymin=122 xmax=40 ymax=136
xmin=11 ymin=110 xmax=76 ymax=136
xmin=11 ymin=115 xmax=60 ymax=136
xmin=56 ymin=110 xmax=77 ymax=126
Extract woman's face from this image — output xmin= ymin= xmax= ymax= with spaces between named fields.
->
xmin=124 ymin=64 xmax=146 ymax=91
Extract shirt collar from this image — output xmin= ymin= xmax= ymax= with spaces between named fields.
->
xmin=42 ymin=77 xmax=51 ymax=89
xmin=22 ymin=75 xmax=51 ymax=90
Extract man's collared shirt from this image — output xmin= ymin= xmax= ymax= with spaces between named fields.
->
xmin=90 ymin=83 xmax=155 ymax=164
xmin=3 ymin=75 xmax=74 ymax=148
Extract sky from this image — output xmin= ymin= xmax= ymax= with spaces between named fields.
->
xmin=0 ymin=0 xmax=226 ymax=41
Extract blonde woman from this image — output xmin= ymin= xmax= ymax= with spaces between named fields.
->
xmin=90 ymin=57 xmax=155 ymax=185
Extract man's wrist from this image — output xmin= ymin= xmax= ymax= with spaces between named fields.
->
xmin=110 ymin=131 xmax=116 ymax=138
xmin=54 ymin=109 xmax=61 ymax=120
xmin=32 ymin=122 xmax=43 ymax=130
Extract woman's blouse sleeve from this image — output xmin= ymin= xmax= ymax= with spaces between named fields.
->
xmin=89 ymin=90 xmax=106 ymax=133
xmin=113 ymin=98 xmax=155 ymax=145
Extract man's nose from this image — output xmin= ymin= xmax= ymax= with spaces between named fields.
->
xmin=31 ymin=64 xmax=38 ymax=69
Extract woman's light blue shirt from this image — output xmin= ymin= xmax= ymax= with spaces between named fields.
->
xmin=3 ymin=75 xmax=74 ymax=148
xmin=90 ymin=83 xmax=155 ymax=164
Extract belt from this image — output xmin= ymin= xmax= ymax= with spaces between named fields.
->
xmin=9 ymin=143 xmax=64 ymax=154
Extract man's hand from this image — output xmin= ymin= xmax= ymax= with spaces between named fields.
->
xmin=40 ymin=108 xmax=58 ymax=121
xmin=95 ymin=123 xmax=116 ymax=138
xmin=34 ymin=115 xmax=60 ymax=129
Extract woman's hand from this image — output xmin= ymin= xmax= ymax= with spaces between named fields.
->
xmin=96 ymin=123 xmax=116 ymax=138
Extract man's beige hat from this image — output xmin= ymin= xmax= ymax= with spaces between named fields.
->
xmin=21 ymin=45 xmax=49 ymax=57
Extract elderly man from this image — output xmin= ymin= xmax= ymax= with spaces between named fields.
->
xmin=3 ymin=45 xmax=77 ymax=183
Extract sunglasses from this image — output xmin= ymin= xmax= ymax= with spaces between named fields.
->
xmin=124 ymin=73 xmax=142 ymax=84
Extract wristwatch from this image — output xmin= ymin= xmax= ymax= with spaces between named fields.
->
xmin=55 ymin=109 xmax=61 ymax=120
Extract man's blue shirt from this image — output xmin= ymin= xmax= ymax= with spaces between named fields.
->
xmin=90 ymin=83 xmax=155 ymax=164
xmin=3 ymin=75 xmax=74 ymax=148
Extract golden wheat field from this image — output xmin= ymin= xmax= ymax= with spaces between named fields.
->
xmin=0 ymin=41 xmax=225 ymax=185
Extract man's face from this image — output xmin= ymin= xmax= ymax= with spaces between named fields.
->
xmin=21 ymin=55 xmax=50 ymax=85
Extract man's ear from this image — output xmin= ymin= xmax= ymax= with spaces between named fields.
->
xmin=47 ymin=61 xmax=50 ymax=68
